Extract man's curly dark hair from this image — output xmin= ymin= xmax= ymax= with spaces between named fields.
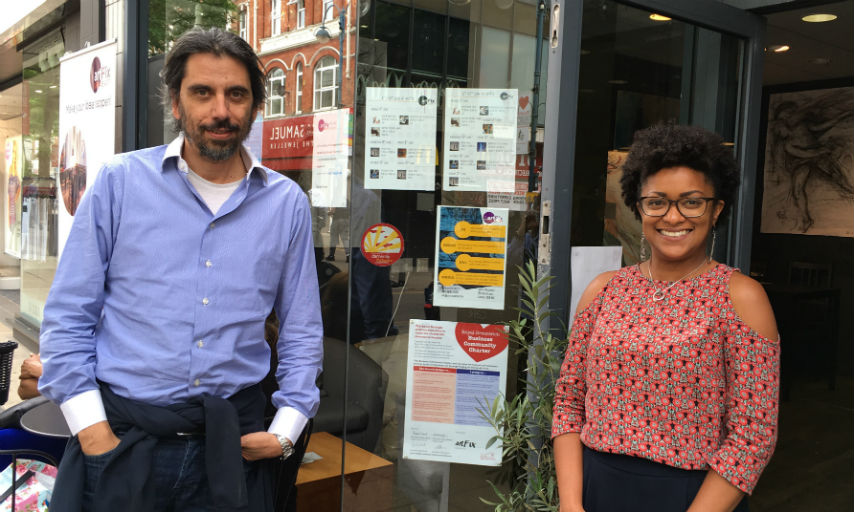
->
xmin=620 ymin=124 xmax=740 ymax=223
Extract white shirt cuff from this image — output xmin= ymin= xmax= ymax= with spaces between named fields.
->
xmin=268 ymin=406 xmax=308 ymax=444
xmin=60 ymin=389 xmax=108 ymax=436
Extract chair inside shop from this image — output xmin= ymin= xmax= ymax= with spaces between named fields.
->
xmin=779 ymin=262 xmax=840 ymax=395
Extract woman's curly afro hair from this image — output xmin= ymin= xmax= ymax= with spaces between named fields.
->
xmin=620 ymin=124 xmax=740 ymax=223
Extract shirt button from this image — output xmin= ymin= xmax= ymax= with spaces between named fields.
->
xmin=197 ymin=340 xmax=204 ymax=348
xmin=205 ymin=260 xmax=212 ymax=268
xmin=202 ymin=298 xmax=210 ymax=305
xmin=194 ymin=379 xmax=201 ymax=387
xmin=210 ymin=222 xmax=216 ymax=229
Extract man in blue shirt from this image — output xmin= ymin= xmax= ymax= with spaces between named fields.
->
xmin=39 ymin=28 xmax=322 ymax=511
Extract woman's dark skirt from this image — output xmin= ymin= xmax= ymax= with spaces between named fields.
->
xmin=582 ymin=447 xmax=749 ymax=512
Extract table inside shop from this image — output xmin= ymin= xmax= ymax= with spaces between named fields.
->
xmin=295 ymin=431 xmax=393 ymax=512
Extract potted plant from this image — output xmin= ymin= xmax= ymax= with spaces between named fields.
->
xmin=481 ymin=261 xmax=567 ymax=511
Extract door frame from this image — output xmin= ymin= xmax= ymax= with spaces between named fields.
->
xmin=540 ymin=0 xmax=765 ymax=325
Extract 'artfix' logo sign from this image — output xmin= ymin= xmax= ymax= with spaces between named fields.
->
xmin=90 ymin=56 xmax=111 ymax=93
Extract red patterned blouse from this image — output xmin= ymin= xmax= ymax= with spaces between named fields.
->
xmin=552 ymin=264 xmax=779 ymax=494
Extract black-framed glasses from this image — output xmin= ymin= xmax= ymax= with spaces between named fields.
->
xmin=638 ymin=196 xmax=717 ymax=218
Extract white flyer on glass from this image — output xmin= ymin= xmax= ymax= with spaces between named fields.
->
xmin=434 ymin=205 xmax=508 ymax=310
xmin=311 ymin=108 xmax=351 ymax=208
xmin=403 ymin=319 xmax=508 ymax=466
xmin=442 ymin=88 xmax=517 ymax=192
xmin=57 ymin=39 xmax=118 ymax=259
xmin=364 ymin=87 xmax=437 ymax=190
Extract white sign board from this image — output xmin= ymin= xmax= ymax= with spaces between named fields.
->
xmin=364 ymin=87 xmax=437 ymax=190
xmin=57 ymin=39 xmax=118 ymax=259
xmin=442 ymin=88 xmax=517 ymax=192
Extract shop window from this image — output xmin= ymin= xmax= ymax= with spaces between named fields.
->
xmin=313 ymin=56 xmax=337 ymax=111
xmin=266 ymin=68 xmax=286 ymax=117
xmin=295 ymin=63 xmax=304 ymax=114
xmin=271 ymin=0 xmax=281 ymax=36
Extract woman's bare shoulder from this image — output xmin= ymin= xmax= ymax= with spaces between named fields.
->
xmin=575 ymin=270 xmax=618 ymax=314
xmin=729 ymin=270 xmax=779 ymax=340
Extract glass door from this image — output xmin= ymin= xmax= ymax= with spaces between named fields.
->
xmin=571 ymin=0 xmax=748 ymax=264
xmin=334 ymin=1 xmax=550 ymax=510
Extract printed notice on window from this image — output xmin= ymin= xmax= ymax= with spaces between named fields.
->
xmin=442 ymin=88 xmax=517 ymax=192
xmin=433 ymin=205 xmax=508 ymax=310
xmin=364 ymin=87 xmax=437 ymax=191
xmin=311 ymin=108 xmax=351 ymax=208
xmin=402 ymin=319 xmax=508 ymax=466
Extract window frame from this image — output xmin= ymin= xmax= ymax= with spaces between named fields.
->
xmin=313 ymin=56 xmax=338 ymax=111
xmin=238 ymin=7 xmax=247 ymax=41
xmin=271 ymin=0 xmax=281 ymax=36
xmin=295 ymin=62 xmax=304 ymax=114
xmin=322 ymin=0 xmax=334 ymax=22
xmin=297 ymin=0 xmax=305 ymax=29
xmin=266 ymin=67 xmax=286 ymax=117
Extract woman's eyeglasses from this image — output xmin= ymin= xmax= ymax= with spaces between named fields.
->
xmin=638 ymin=197 xmax=716 ymax=218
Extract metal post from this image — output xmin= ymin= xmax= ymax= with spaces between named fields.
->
xmin=528 ymin=0 xmax=546 ymax=192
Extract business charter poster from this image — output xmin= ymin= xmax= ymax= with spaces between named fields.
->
xmin=402 ymin=319 xmax=508 ymax=466
xmin=58 ymin=40 xmax=117 ymax=259
xmin=433 ymin=205 xmax=508 ymax=310
xmin=442 ymin=89 xmax=517 ymax=192
xmin=364 ymin=87 xmax=437 ymax=190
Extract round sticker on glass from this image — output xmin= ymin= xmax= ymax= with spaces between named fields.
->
xmin=360 ymin=223 xmax=404 ymax=267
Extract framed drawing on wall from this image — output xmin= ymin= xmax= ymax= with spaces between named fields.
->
xmin=760 ymin=85 xmax=854 ymax=237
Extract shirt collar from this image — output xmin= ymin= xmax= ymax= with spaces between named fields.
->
xmin=163 ymin=133 xmax=268 ymax=184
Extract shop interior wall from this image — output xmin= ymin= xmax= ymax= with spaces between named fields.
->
xmin=750 ymin=77 xmax=854 ymax=375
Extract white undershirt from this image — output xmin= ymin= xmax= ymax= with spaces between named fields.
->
xmin=186 ymin=169 xmax=243 ymax=215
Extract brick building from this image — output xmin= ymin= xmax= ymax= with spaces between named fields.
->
xmin=235 ymin=0 xmax=356 ymax=117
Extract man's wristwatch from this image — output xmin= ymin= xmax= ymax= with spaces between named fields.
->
xmin=275 ymin=434 xmax=294 ymax=461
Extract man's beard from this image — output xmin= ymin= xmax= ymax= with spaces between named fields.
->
xmin=177 ymin=103 xmax=252 ymax=162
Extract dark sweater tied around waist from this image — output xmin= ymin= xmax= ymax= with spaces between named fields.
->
xmin=50 ymin=383 xmax=274 ymax=512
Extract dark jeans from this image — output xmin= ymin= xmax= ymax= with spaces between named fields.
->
xmin=83 ymin=437 xmax=249 ymax=511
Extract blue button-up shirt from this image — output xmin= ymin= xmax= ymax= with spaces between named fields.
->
xmin=39 ymin=135 xmax=322 ymax=441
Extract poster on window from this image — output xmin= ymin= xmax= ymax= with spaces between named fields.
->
xmin=364 ymin=87 xmax=437 ymax=190
xmin=57 ymin=39 xmax=118 ymax=259
xmin=4 ymin=136 xmax=22 ymax=258
xmin=311 ymin=108 xmax=351 ymax=208
xmin=433 ymin=205 xmax=508 ymax=310
xmin=402 ymin=319 xmax=508 ymax=466
xmin=442 ymin=89 xmax=517 ymax=192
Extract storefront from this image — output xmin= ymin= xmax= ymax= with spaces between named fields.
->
xmin=1 ymin=0 xmax=851 ymax=510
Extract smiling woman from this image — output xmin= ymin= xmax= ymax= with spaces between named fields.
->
xmin=552 ymin=124 xmax=780 ymax=512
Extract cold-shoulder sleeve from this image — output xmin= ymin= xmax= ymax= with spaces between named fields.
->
xmin=552 ymin=297 xmax=601 ymax=437
xmin=707 ymin=320 xmax=780 ymax=494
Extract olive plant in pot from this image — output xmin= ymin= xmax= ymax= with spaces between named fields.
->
xmin=480 ymin=260 xmax=568 ymax=511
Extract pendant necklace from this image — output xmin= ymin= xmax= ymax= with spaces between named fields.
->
xmin=646 ymin=259 xmax=708 ymax=302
